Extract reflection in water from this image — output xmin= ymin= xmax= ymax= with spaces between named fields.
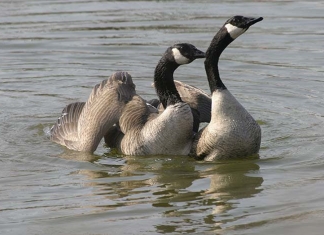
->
xmin=69 ymin=154 xmax=263 ymax=233
xmin=58 ymin=150 xmax=101 ymax=163
xmin=201 ymin=160 xmax=263 ymax=214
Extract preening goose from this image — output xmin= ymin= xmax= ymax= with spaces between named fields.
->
xmin=106 ymin=43 xmax=205 ymax=155
xmin=50 ymin=72 xmax=136 ymax=153
xmin=190 ymin=16 xmax=263 ymax=161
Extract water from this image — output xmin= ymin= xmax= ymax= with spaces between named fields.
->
xmin=1 ymin=0 xmax=324 ymax=234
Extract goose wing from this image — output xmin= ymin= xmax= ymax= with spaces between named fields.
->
xmin=146 ymin=98 xmax=160 ymax=108
xmin=80 ymin=72 xmax=135 ymax=123
xmin=152 ymin=80 xmax=211 ymax=123
xmin=76 ymin=72 xmax=136 ymax=152
xmin=174 ymin=80 xmax=211 ymax=123
xmin=104 ymin=95 xmax=158 ymax=152
xmin=104 ymin=97 xmax=159 ymax=149
xmin=119 ymin=95 xmax=158 ymax=133
xmin=50 ymin=102 xmax=85 ymax=146
xmin=51 ymin=71 xmax=136 ymax=152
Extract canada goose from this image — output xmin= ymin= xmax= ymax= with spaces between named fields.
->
xmin=151 ymin=80 xmax=211 ymax=123
xmin=50 ymin=71 xmax=136 ymax=153
xmin=106 ymin=43 xmax=205 ymax=155
xmin=190 ymin=16 xmax=263 ymax=161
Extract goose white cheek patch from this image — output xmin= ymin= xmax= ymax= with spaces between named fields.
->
xmin=172 ymin=48 xmax=190 ymax=65
xmin=225 ymin=23 xmax=246 ymax=39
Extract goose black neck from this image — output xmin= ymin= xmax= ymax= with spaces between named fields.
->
xmin=154 ymin=55 xmax=183 ymax=109
xmin=205 ymin=27 xmax=234 ymax=92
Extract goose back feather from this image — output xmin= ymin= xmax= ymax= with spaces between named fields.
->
xmin=119 ymin=97 xmax=193 ymax=155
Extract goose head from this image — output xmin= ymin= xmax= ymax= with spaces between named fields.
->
xmin=170 ymin=43 xmax=206 ymax=65
xmin=224 ymin=15 xmax=263 ymax=40
xmin=204 ymin=15 xmax=263 ymax=91
xmin=154 ymin=43 xmax=205 ymax=109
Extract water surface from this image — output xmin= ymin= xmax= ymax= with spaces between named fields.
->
xmin=1 ymin=1 xmax=324 ymax=234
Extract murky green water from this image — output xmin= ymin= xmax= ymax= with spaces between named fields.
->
xmin=1 ymin=1 xmax=324 ymax=234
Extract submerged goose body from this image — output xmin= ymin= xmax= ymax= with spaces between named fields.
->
xmin=191 ymin=16 xmax=263 ymax=161
xmin=50 ymin=72 xmax=136 ymax=153
xmin=106 ymin=43 xmax=205 ymax=155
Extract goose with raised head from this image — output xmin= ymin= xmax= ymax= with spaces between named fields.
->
xmin=50 ymin=71 xmax=136 ymax=153
xmin=190 ymin=16 xmax=263 ymax=161
xmin=106 ymin=43 xmax=205 ymax=155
